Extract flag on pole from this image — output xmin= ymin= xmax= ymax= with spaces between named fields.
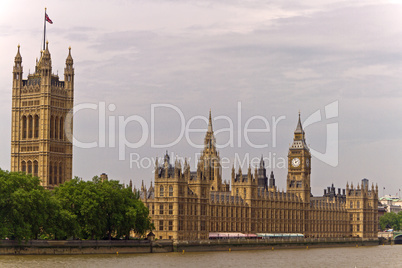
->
xmin=45 ymin=13 xmax=53 ymax=24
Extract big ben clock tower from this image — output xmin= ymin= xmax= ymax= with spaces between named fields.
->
xmin=287 ymin=113 xmax=311 ymax=203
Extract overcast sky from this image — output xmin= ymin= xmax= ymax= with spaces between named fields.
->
xmin=1 ymin=0 xmax=402 ymax=196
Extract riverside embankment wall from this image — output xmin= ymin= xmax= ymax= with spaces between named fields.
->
xmin=0 ymin=240 xmax=173 ymax=255
xmin=0 ymin=238 xmax=379 ymax=255
xmin=174 ymin=238 xmax=379 ymax=252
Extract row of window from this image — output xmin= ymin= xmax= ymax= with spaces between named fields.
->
xmin=22 ymin=115 xmax=39 ymax=139
xmin=21 ymin=115 xmax=65 ymax=140
xmin=21 ymin=160 xmax=63 ymax=185
xmin=20 ymin=146 xmax=39 ymax=152
xmin=50 ymin=100 xmax=65 ymax=108
xmin=49 ymin=163 xmax=63 ymax=185
xmin=350 ymin=201 xmax=361 ymax=209
xmin=50 ymin=116 xmax=64 ymax=140
xmin=350 ymin=213 xmax=361 ymax=221
xmin=21 ymin=160 xmax=39 ymax=177
xmin=22 ymin=100 xmax=40 ymax=107
xmin=158 ymin=220 xmax=207 ymax=232
xmin=158 ymin=220 xmax=174 ymax=231
xmin=160 ymin=185 xmax=174 ymax=197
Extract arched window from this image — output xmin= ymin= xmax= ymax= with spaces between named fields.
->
xmin=357 ymin=201 xmax=360 ymax=209
xmin=33 ymin=161 xmax=38 ymax=177
xmin=169 ymin=185 xmax=173 ymax=197
xmin=59 ymin=117 xmax=64 ymax=140
xmin=49 ymin=165 xmax=53 ymax=185
xmin=160 ymin=185 xmax=164 ymax=197
xmin=27 ymin=160 xmax=32 ymax=174
xmin=54 ymin=165 xmax=58 ymax=184
xmin=54 ymin=116 xmax=59 ymax=140
xmin=22 ymin=116 xmax=27 ymax=139
xmin=50 ymin=116 xmax=54 ymax=139
xmin=21 ymin=161 xmax=26 ymax=173
xmin=34 ymin=115 xmax=39 ymax=138
xmin=28 ymin=115 xmax=33 ymax=138
xmin=59 ymin=164 xmax=62 ymax=184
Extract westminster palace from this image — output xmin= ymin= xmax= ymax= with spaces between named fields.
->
xmin=140 ymin=112 xmax=378 ymax=240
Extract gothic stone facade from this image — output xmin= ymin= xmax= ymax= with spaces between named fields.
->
xmin=140 ymin=112 xmax=378 ymax=240
xmin=11 ymin=43 xmax=74 ymax=187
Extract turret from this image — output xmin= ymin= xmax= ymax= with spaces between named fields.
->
xmin=254 ymin=167 xmax=258 ymax=184
xmin=154 ymin=158 xmax=159 ymax=179
xmin=39 ymin=41 xmax=52 ymax=86
xmin=13 ymin=45 xmax=23 ymax=90
xmin=269 ymin=171 xmax=275 ymax=188
xmin=141 ymin=180 xmax=146 ymax=192
xmin=257 ymin=155 xmax=268 ymax=190
xmin=64 ymin=46 xmax=74 ymax=94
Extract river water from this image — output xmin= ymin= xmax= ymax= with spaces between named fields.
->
xmin=0 ymin=245 xmax=401 ymax=268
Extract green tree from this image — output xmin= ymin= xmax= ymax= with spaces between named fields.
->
xmin=53 ymin=176 xmax=153 ymax=240
xmin=379 ymin=212 xmax=401 ymax=231
xmin=0 ymin=169 xmax=54 ymax=241
xmin=54 ymin=177 xmax=105 ymax=239
xmin=116 ymin=188 xmax=153 ymax=239
xmin=0 ymin=169 xmax=153 ymax=241
xmin=45 ymin=194 xmax=79 ymax=240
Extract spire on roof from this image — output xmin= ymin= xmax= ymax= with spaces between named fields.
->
xmin=260 ymin=155 xmax=264 ymax=168
xmin=66 ymin=46 xmax=73 ymax=66
xmin=295 ymin=111 xmax=304 ymax=134
xmin=15 ymin=44 xmax=21 ymax=58
xmin=43 ymin=40 xmax=50 ymax=56
xmin=208 ymin=109 xmax=213 ymax=132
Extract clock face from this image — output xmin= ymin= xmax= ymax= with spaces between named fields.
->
xmin=291 ymin=157 xmax=300 ymax=167
xmin=306 ymin=159 xmax=310 ymax=167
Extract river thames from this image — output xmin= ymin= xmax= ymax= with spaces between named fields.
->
xmin=0 ymin=245 xmax=400 ymax=267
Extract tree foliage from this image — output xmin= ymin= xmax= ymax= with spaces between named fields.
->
xmin=379 ymin=211 xmax=402 ymax=231
xmin=0 ymin=169 xmax=153 ymax=241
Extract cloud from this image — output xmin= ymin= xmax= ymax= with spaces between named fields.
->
xmin=1 ymin=0 xmax=402 ymax=194
xmin=283 ymin=68 xmax=322 ymax=80
xmin=342 ymin=65 xmax=401 ymax=78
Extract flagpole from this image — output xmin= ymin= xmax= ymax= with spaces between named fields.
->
xmin=43 ymin=7 xmax=46 ymax=51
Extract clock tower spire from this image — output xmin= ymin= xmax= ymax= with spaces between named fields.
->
xmin=287 ymin=113 xmax=311 ymax=203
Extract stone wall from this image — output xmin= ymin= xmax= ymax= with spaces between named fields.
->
xmin=0 ymin=238 xmax=379 ymax=255
xmin=0 ymin=240 xmax=173 ymax=255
